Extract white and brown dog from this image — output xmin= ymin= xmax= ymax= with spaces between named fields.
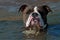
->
xmin=18 ymin=4 xmax=52 ymax=33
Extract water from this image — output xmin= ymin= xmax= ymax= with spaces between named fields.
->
xmin=0 ymin=20 xmax=60 ymax=40
xmin=0 ymin=6 xmax=17 ymax=12
xmin=47 ymin=24 xmax=60 ymax=40
xmin=0 ymin=20 xmax=23 ymax=40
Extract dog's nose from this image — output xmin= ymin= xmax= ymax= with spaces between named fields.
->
xmin=32 ymin=13 xmax=38 ymax=18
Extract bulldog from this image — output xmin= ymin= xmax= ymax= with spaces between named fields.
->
xmin=18 ymin=4 xmax=52 ymax=33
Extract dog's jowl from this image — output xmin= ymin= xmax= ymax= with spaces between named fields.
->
xmin=18 ymin=4 xmax=52 ymax=34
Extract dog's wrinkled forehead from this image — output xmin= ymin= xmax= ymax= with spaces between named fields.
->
xmin=26 ymin=6 xmax=40 ymax=14
xmin=25 ymin=6 xmax=39 ymax=14
xmin=18 ymin=4 xmax=52 ymax=15
xmin=18 ymin=4 xmax=38 ymax=14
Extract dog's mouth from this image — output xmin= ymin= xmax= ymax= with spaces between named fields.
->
xmin=30 ymin=16 xmax=40 ymax=25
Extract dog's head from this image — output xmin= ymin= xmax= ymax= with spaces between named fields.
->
xmin=18 ymin=4 xmax=52 ymax=27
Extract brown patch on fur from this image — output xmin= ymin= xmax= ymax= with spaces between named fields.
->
xmin=22 ymin=6 xmax=34 ymax=23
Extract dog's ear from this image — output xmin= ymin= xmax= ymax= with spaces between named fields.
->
xmin=18 ymin=4 xmax=28 ymax=12
xmin=42 ymin=5 xmax=52 ymax=13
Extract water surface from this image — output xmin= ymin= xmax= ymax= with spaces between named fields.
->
xmin=0 ymin=20 xmax=60 ymax=40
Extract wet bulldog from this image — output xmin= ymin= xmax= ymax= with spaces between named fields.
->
xmin=18 ymin=4 xmax=52 ymax=33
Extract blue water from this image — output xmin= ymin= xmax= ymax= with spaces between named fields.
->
xmin=47 ymin=24 xmax=60 ymax=40
xmin=0 ymin=20 xmax=60 ymax=40
xmin=0 ymin=20 xmax=24 ymax=40
xmin=0 ymin=6 xmax=17 ymax=12
xmin=48 ymin=24 xmax=60 ymax=36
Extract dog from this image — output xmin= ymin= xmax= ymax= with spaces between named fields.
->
xmin=18 ymin=4 xmax=52 ymax=35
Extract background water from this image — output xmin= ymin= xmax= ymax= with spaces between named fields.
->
xmin=0 ymin=20 xmax=60 ymax=40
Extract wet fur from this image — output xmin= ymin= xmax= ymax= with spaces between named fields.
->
xmin=18 ymin=4 xmax=52 ymax=35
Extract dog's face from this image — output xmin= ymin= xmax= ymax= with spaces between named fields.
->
xmin=18 ymin=4 xmax=52 ymax=27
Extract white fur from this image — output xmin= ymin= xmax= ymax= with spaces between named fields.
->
xmin=34 ymin=6 xmax=38 ymax=13
xmin=25 ymin=13 xmax=32 ymax=27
